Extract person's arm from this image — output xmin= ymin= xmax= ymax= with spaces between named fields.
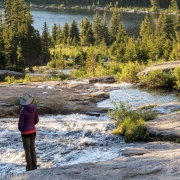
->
xmin=34 ymin=108 xmax=39 ymax=125
xmin=18 ymin=109 xmax=24 ymax=131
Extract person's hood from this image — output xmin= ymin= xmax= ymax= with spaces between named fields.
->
xmin=24 ymin=104 xmax=36 ymax=113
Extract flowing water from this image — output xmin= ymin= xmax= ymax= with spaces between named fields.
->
xmin=0 ymin=83 xmax=179 ymax=177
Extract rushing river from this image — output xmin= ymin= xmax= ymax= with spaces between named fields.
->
xmin=0 ymin=83 xmax=180 ymax=177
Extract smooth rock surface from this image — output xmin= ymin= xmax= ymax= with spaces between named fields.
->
xmin=147 ymin=111 xmax=180 ymax=140
xmin=138 ymin=60 xmax=180 ymax=76
xmin=10 ymin=142 xmax=180 ymax=180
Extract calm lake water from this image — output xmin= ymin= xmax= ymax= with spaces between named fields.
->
xmin=30 ymin=8 xmax=156 ymax=36
xmin=0 ymin=8 xmax=179 ymax=36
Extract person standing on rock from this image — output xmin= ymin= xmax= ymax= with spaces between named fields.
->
xmin=18 ymin=93 xmax=39 ymax=171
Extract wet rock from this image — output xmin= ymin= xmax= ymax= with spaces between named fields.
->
xmin=82 ymin=129 xmax=92 ymax=137
xmin=86 ymin=111 xmax=100 ymax=117
xmin=0 ymin=70 xmax=23 ymax=81
xmin=137 ymin=102 xmax=180 ymax=115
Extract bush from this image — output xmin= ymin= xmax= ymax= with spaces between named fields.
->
xmin=5 ymin=76 xmax=15 ymax=83
xmin=115 ymin=61 xmax=143 ymax=83
xmin=138 ymin=69 xmax=174 ymax=87
xmin=11 ymin=97 xmax=21 ymax=106
xmin=108 ymin=101 xmax=133 ymax=125
xmin=70 ymin=69 xmax=87 ymax=78
xmin=109 ymin=101 xmax=156 ymax=142
xmin=111 ymin=116 xmax=148 ymax=142
xmin=174 ymin=67 xmax=180 ymax=89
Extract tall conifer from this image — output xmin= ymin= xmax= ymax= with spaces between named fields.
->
xmin=109 ymin=7 xmax=121 ymax=42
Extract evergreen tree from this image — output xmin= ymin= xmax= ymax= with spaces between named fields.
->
xmin=80 ymin=17 xmax=95 ymax=46
xmin=93 ymin=12 xmax=103 ymax=45
xmin=56 ymin=24 xmax=62 ymax=44
xmin=3 ymin=0 xmax=41 ymax=72
xmin=69 ymin=20 xmax=80 ymax=44
xmin=140 ymin=15 xmax=153 ymax=42
xmin=62 ymin=22 xmax=69 ymax=44
xmin=150 ymin=0 xmax=160 ymax=11
xmin=101 ymin=12 xmax=111 ymax=45
xmin=51 ymin=23 xmax=58 ymax=46
xmin=170 ymin=24 xmax=180 ymax=60
xmin=169 ymin=0 xmax=179 ymax=13
xmin=115 ymin=22 xmax=128 ymax=62
xmin=109 ymin=7 xmax=121 ymax=42
xmin=124 ymin=37 xmax=137 ymax=62
xmin=41 ymin=22 xmax=51 ymax=63
xmin=154 ymin=13 xmax=174 ymax=59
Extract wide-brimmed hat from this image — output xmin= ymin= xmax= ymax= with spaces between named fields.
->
xmin=19 ymin=93 xmax=34 ymax=106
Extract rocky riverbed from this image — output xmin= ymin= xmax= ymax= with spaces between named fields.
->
xmin=1 ymin=78 xmax=180 ymax=180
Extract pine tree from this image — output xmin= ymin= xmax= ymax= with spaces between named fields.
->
xmin=51 ymin=23 xmax=58 ymax=46
xmin=3 ymin=0 xmax=41 ymax=72
xmin=93 ymin=12 xmax=103 ymax=45
xmin=41 ymin=22 xmax=51 ymax=63
xmin=69 ymin=20 xmax=80 ymax=45
xmin=124 ymin=37 xmax=137 ymax=62
xmin=155 ymin=13 xmax=174 ymax=40
xmin=169 ymin=0 xmax=179 ymax=13
xmin=80 ymin=17 xmax=95 ymax=46
xmin=140 ymin=15 xmax=153 ymax=42
xmin=170 ymin=24 xmax=180 ymax=60
xmin=150 ymin=0 xmax=160 ymax=11
xmin=109 ymin=7 xmax=121 ymax=42
xmin=154 ymin=13 xmax=174 ymax=60
xmin=101 ymin=12 xmax=111 ymax=45
xmin=56 ymin=24 xmax=62 ymax=44
xmin=62 ymin=22 xmax=69 ymax=44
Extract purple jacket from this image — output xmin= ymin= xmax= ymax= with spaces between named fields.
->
xmin=18 ymin=104 xmax=39 ymax=133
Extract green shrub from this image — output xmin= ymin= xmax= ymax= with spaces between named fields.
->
xmin=115 ymin=61 xmax=144 ymax=83
xmin=70 ymin=69 xmax=87 ymax=78
xmin=111 ymin=117 xmax=148 ymax=142
xmin=173 ymin=67 xmax=180 ymax=89
xmin=138 ymin=109 xmax=157 ymax=121
xmin=95 ymin=65 xmax=108 ymax=76
xmin=5 ymin=76 xmax=15 ymax=83
xmin=11 ymin=97 xmax=21 ymax=106
xmin=138 ymin=69 xmax=174 ymax=87
xmin=109 ymin=101 xmax=156 ymax=142
xmin=108 ymin=101 xmax=133 ymax=125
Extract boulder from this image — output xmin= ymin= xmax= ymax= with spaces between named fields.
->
xmin=0 ymin=70 xmax=24 ymax=81
xmin=147 ymin=111 xmax=180 ymax=140
xmin=89 ymin=76 xmax=116 ymax=84
xmin=137 ymin=60 xmax=180 ymax=76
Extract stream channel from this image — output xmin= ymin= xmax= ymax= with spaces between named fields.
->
xmin=0 ymin=83 xmax=179 ymax=177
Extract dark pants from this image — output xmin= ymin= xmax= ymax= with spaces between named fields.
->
xmin=22 ymin=136 xmax=37 ymax=171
